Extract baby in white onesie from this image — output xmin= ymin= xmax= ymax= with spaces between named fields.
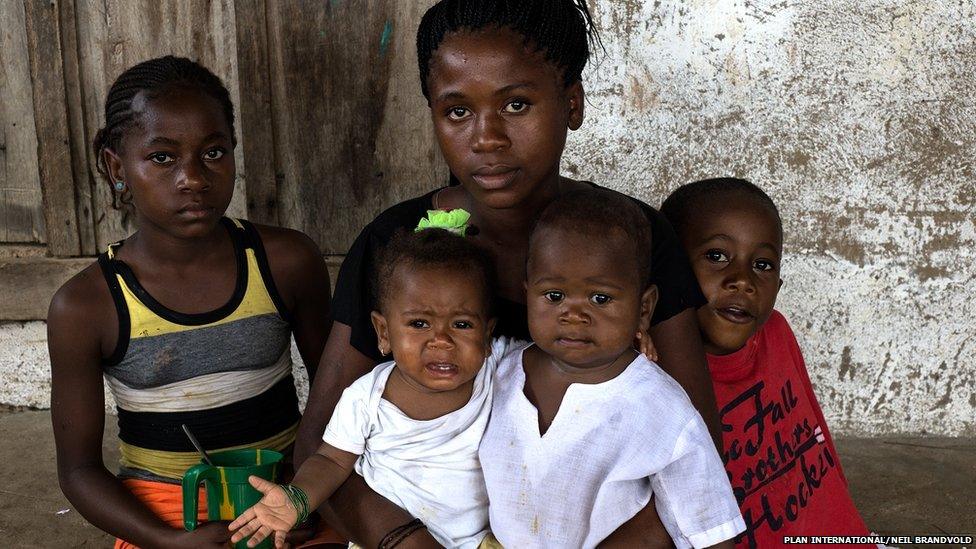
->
xmin=229 ymin=226 xmax=506 ymax=549
xmin=480 ymin=188 xmax=746 ymax=548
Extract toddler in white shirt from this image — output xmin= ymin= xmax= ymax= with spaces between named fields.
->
xmin=229 ymin=226 xmax=506 ymax=549
xmin=480 ymin=188 xmax=746 ymax=548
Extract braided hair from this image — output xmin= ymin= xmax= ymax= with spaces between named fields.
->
xmin=92 ymin=55 xmax=235 ymax=208
xmin=660 ymin=178 xmax=783 ymax=242
xmin=416 ymin=0 xmax=600 ymax=99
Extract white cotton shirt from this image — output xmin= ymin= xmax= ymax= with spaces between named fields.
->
xmin=322 ymin=337 xmax=514 ymax=549
xmin=480 ymin=344 xmax=745 ymax=548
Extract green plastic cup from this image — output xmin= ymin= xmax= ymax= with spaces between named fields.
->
xmin=182 ymin=448 xmax=283 ymax=549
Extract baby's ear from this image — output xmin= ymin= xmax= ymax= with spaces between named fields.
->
xmin=370 ymin=311 xmax=391 ymax=357
xmin=485 ymin=317 xmax=498 ymax=355
xmin=640 ymin=284 xmax=658 ymax=332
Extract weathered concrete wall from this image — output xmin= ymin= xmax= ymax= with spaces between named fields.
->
xmin=1 ymin=0 xmax=973 ymax=436
xmin=563 ymin=0 xmax=975 ymax=435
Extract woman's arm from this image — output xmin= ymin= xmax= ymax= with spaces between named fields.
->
xmin=650 ymin=308 xmax=722 ymax=449
xmin=295 ymin=323 xmax=440 ymax=548
xmin=48 ymin=273 xmax=230 ymax=549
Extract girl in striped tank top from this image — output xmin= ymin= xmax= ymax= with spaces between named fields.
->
xmin=47 ymin=56 xmax=333 ymax=549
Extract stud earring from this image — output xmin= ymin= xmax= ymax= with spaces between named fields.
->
xmin=114 ymin=181 xmax=126 ymax=192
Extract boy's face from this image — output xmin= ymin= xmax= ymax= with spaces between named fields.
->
xmin=425 ymin=27 xmax=584 ymax=210
xmin=525 ymin=227 xmax=656 ymax=370
xmin=371 ymin=264 xmax=496 ymax=395
xmin=683 ymin=198 xmax=783 ymax=355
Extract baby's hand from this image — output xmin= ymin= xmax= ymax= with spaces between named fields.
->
xmin=635 ymin=329 xmax=659 ymax=363
xmin=228 ymin=476 xmax=298 ymax=548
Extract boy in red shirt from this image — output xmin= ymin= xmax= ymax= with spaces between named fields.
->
xmin=662 ymin=178 xmax=873 ymax=548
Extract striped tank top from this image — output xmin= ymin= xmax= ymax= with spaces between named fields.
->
xmin=97 ymin=218 xmax=300 ymax=482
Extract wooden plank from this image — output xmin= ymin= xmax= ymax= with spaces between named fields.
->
xmin=0 ymin=254 xmax=342 ymax=321
xmin=234 ymin=0 xmax=278 ymax=225
xmin=73 ymin=0 xmax=245 ymax=250
xmin=0 ymin=257 xmax=93 ymax=320
xmin=0 ymin=1 xmax=47 ymax=244
xmin=58 ymin=0 xmax=98 ymax=255
xmin=24 ymin=0 xmax=82 ymax=256
xmin=266 ymin=0 xmax=447 ymax=254
xmin=72 ymin=0 xmax=114 ymax=251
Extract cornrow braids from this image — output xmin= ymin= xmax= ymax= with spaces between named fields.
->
xmin=416 ymin=0 xmax=601 ymax=99
xmin=660 ymin=178 xmax=783 ymax=242
xmin=92 ymin=55 xmax=235 ymax=209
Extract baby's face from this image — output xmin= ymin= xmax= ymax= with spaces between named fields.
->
xmin=682 ymin=198 xmax=782 ymax=355
xmin=371 ymin=265 xmax=494 ymax=395
xmin=525 ymin=227 xmax=652 ymax=370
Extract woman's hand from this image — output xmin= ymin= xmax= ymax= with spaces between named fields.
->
xmin=229 ymin=476 xmax=298 ymax=548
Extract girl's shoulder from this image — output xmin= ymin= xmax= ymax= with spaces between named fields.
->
xmin=250 ymin=222 xmax=324 ymax=271
xmin=47 ymin=259 xmax=118 ymax=356
xmin=49 ymin=260 xmax=114 ymax=319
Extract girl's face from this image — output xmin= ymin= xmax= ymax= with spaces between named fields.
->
xmin=526 ymin=227 xmax=656 ymax=371
xmin=105 ymin=86 xmax=235 ymax=239
xmin=426 ymin=27 xmax=584 ymax=210
xmin=371 ymin=264 xmax=496 ymax=395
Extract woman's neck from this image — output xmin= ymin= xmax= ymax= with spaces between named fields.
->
xmin=463 ymin=174 xmax=577 ymax=244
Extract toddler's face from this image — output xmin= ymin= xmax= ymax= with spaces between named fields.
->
xmin=526 ymin=227 xmax=655 ymax=370
xmin=682 ymin=198 xmax=782 ymax=355
xmin=371 ymin=265 xmax=495 ymax=395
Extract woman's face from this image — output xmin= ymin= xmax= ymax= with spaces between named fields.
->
xmin=425 ymin=27 xmax=584 ymax=210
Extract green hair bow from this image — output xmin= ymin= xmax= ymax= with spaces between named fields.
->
xmin=415 ymin=208 xmax=471 ymax=236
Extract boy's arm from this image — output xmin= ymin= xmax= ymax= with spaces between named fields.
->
xmin=650 ymin=308 xmax=723 ymax=450
xmin=649 ymin=417 xmax=744 ymax=549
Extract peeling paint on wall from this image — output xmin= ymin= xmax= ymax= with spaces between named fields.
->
xmin=1 ymin=1 xmax=972 ymax=436
xmin=563 ymin=0 xmax=975 ymax=435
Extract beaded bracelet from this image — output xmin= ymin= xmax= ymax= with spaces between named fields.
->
xmin=279 ymin=483 xmax=310 ymax=527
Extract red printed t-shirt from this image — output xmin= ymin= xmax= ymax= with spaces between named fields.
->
xmin=708 ymin=310 xmax=871 ymax=548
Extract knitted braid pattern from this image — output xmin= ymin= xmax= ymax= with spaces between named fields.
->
xmin=416 ymin=0 xmax=600 ymax=99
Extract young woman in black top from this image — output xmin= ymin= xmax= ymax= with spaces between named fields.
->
xmin=295 ymin=1 xmax=720 ymax=547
